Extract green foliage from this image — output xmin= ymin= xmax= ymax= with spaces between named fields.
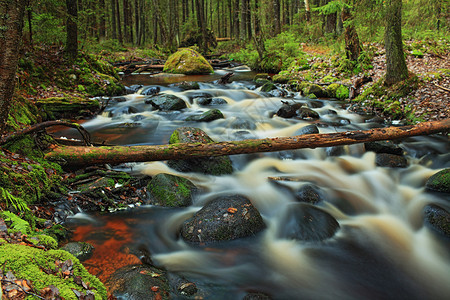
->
xmin=31 ymin=12 xmax=65 ymax=44
xmin=0 ymin=211 xmax=31 ymax=234
xmin=0 ymin=188 xmax=30 ymax=212
xmin=313 ymin=1 xmax=351 ymax=15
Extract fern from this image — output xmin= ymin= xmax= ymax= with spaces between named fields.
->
xmin=0 ymin=187 xmax=30 ymax=212
xmin=0 ymin=211 xmax=31 ymax=234
xmin=313 ymin=1 xmax=351 ymax=15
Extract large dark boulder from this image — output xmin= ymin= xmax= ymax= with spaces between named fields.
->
xmin=365 ymin=141 xmax=403 ymax=155
xmin=146 ymin=94 xmax=187 ymax=111
xmin=180 ymin=194 xmax=266 ymax=243
xmin=185 ymin=109 xmax=224 ymax=122
xmin=106 ymin=264 xmax=170 ymax=300
xmin=297 ymin=107 xmax=320 ymax=120
xmin=147 ymin=173 xmax=197 ymax=207
xmin=167 ymin=127 xmax=233 ymax=175
xmin=278 ymin=203 xmax=340 ymax=241
xmin=425 ymin=168 xmax=450 ymax=193
xmin=295 ymin=184 xmax=326 ymax=204
xmin=423 ymin=204 xmax=449 ymax=238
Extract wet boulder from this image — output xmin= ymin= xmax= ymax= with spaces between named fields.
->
xmin=302 ymin=83 xmax=328 ymax=98
xmin=260 ymin=82 xmax=277 ymax=93
xmin=276 ymin=102 xmax=303 ymax=118
xmin=375 ymin=153 xmax=408 ymax=168
xmin=295 ymin=124 xmax=320 ymax=135
xmin=169 ymin=81 xmax=200 ymax=90
xmin=167 ymin=127 xmax=233 ymax=175
xmin=106 ymin=264 xmax=170 ymax=300
xmin=60 ymin=242 xmax=94 ymax=261
xmin=141 ymin=86 xmax=160 ymax=95
xmin=297 ymin=107 xmax=320 ymax=120
xmin=423 ymin=204 xmax=450 ymax=238
xmin=278 ymin=203 xmax=340 ymax=241
xmin=180 ymin=194 xmax=266 ymax=243
xmin=185 ymin=109 xmax=224 ymax=122
xmin=147 ymin=173 xmax=196 ymax=207
xmin=295 ymin=184 xmax=326 ymax=204
xmin=243 ymin=292 xmax=273 ymax=300
xmin=146 ymin=94 xmax=187 ymax=111
xmin=425 ymin=168 xmax=450 ymax=193
xmin=326 ymin=83 xmax=349 ymax=100
xmin=365 ymin=141 xmax=404 ymax=155
xmin=163 ymin=48 xmax=213 ymax=75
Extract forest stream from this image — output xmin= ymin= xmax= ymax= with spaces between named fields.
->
xmin=54 ymin=69 xmax=449 ymax=300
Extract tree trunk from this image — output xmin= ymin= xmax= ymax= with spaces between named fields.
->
xmin=0 ymin=0 xmax=26 ymax=133
xmin=384 ymin=0 xmax=408 ymax=86
xmin=99 ymin=0 xmax=106 ymax=40
xmin=342 ymin=5 xmax=361 ymax=62
xmin=111 ymin=0 xmax=117 ymax=39
xmin=45 ymin=120 xmax=450 ymax=169
xmin=233 ymin=0 xmax=240 ymax=40
xmin=273 ymin=0 xmax=281 ymax=35
xmin=253 ymin=0 xmax=265 ymax=63
xmin=116 ymin=0 xmax=123 ymax=44
xmin=65 ymin=0 xmax=78 ymax=59
xmin=304 ymin=0 xmax=311 ymax=22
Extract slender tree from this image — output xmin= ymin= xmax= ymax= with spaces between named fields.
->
xmin=305 ymin=0 xmax=311 ymax=22
xmin=65 ymin=0 xmax=78 ymax=59
xmin=342 ymin=1 xmax=361 ymax=61
xmin=273 ymin=0 xmax=281 ymax=35
xmin=0 ymin=0 xmax=26 ymax=133
xmin=384 ymin=0 xmax=408 ymax=86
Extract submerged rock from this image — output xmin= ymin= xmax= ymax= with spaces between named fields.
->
xmin=260 ymin=82 xmax=277 ymax=92
xmin=163 ymin=48 xmax=213 ymax=75
xmin=295 ymin=184 xmax=326 ymax=204
xmin=167 ymin=127 xmax=233 ymax=175
xmin=425 ymin=168 xmax=450 ymax=193
xmin=141 ymin=86 xmax=160 ymax=95
xmin=365 ymin=141 xmax=404 ymax=155
xmin=106 ymin=264 xmax=170 ymax=300
xmin=375 ymin=153 xmax=408 ymax=168
xmin=243 ymin=292 xmax=273 ymax=300
xmin=297 ymin=106 xmax=320 ymax=120
xmin=423 ymin=204 xmax=450 ymax=238
xmin=146 ymin=94 xmax=187 ymax=111
xmin=60 ymin=242 xmax=94 ymax=261
xmin=185 ymin=109 xmax=224 ymax=122
xmin=180 ymin=194 xmax=266 ymax=243
xmin=278 ymin=203 xmax=340 ymax=241
xmin=295 ymin=124 xmax=320 ymax=135
xmin=147 ymin=173 xmax=196 ymax=207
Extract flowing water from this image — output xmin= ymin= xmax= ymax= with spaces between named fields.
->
xmin=61 ymin=70 xmax=449 ymax=299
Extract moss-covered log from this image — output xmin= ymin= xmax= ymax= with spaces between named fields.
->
xmin=45 ymin=119 xmax=450 ymax=169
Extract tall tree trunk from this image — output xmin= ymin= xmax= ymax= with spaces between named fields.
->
xmin=233 ymin=0 xmax=240 ymax=39
xmin=240 ymin=0 xmax=247 ymax=40
xmin=116 ymin=0 xmax=123 ymax=44
xmin=134 ymin=0 xmax=139 ymax=45
xmin=26 ymin=0 xmax=33 ymax=46
xmin=384 ymin=0 xmax=408 ymax=86
xmin=273 ymin=0 xmax=281 ymax=35
xmin=342 ymin=5 xmax=361 ymax=62
xmin=253 ymin=0 xmax=265 ymax=63
xmin=196 ymin=0 xmax=208 ymax=53
xmin=65 ymin=0 xmax=78 ymax=59
xmin=0 ymin=0 xmax=26 ymax=133
xmin=99 ymin=0 xmax=106 ymax=39
xmin=111 ymin=0 xmax=117 ymax=39
xmin=304 ymin=0 xmax=311 ymax=22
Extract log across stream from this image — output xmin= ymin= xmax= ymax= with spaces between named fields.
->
xmin=57 ymin=74 xmax=450 ymax=299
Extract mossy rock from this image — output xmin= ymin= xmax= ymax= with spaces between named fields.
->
xmin=253 ymin=73 xmax=271 ymax=81
xmin=260 ymin=82 xmax=277 ymax=92
xmin=7 ymin=96 xmax=40 ymax=131
xmin=185 ymin=109 xmax=224 ymax=122
xmin=146 ymin=94 xmax=187 ymax=111
xmin=302 ymin=83 xmax=328 ymax=98
xmin=423 ymin=204 xmax=449 ymax=238
xmin=425 ymin=169 xmax=450 ymax=193
xmin=321 ymin=75 xmax=338 ymax=84
xmin=148 ymin=173 xmax=197 ymax=207
xmin=326 ymin=83 xmax=349 ymax=100
xmin=272 ymin=74 xmax=291 ymax=84
xmin=167 ymin=127 xmax=233 ymax=175
xmin=180 ymin=194 xmax=266 ymax=243
xmin=36 ymin=96 xmax=100 ymax=120
xmin=163 ymin=48 xmax=213 ymax=75
xmin=0 ymin=243 xmax=107 ymax=299
xmin=375 ymin=153 xmax=408 ymax=168
xmin=60 ymin=242 xmax=95 ymax=261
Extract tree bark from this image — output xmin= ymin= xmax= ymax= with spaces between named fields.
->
xmin=0 ymin=0 xmax=26 ymax=133
xmin=304 ymin=0 xmax=311 ymax=22
xmin=384 ymin=0 xmax=408 ymax=86
xmin=233 ymin=0 xmax=240 ymax=40
xmin=273 ymin=0 xmax=281 ymax=35
xmin=65 ymin=0 xmax=78 ymax=59
xmin=342 ymin=4 xmax=361 ymax=62
xmin=45 ymin=120 xmax=450 ymax=169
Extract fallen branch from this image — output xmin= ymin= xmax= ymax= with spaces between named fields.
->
xmin=45 ymin=119 xmax=449 ymax=169
xmin=433 ymin=83 xmax=450 ymax=93
xmin=0 ymin=120 xmax=91 ymax=146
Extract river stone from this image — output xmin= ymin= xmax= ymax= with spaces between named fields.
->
xmin=106 ymin=264 xmax=170 ymax=300
xmin=295 ymin=184 xmax=326 ymax=204
xmin=163 ymin=48 xmax=213 ymax=75
xmin=141 ymin=86 xmax=160 ymax=95
xmin=180 ymin=194 xmax=266 ymax=243
xmin=243 ymin=292 xmax=273 ymax=300
xmin=60 ymin=242 xmax=94 ymax=261
xmin=425 ymin=169 xmax=450 ymax=193
xmin=230 ymin=119 xmax=257 ymax=130
xmin=169 ymin=81 xmax=200 ymax=90
xmin=185 ymin=109 xmax=224 ymax=122
xmin=278 ymin=203 xmax=340 ymax=241
xmin=167 ymin=127 xmax=233 ymax=175
xmin=302 ymin=83 xmax=328 ymax=98
xmin=375 ymin=153 xmax=408 ymax=168
xmin=147 ymin=173 xmax=196 ymax=207
xmin=365 ymin=141 xmax=403 ymax=155
xmin=146 ymin=94 xmax=187 ymax=111
xmin=423 ymin=204 xmax=450 ymax=238
xmin=276 ymin=102 xmax=303 ymax=118
xmin=295 ymin=124 xmax=320 ymax=135
xmin=297 ymin=107 xmax=320 ymax=120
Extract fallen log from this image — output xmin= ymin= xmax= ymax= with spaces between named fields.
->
xmin=45 ymin=119 xmax=449 ymax=169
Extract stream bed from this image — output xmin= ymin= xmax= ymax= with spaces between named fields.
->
xmin=59 ymin=70 xmax=449 ymax=299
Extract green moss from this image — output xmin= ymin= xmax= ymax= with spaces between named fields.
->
xmin=426 ymin=169 xmax=450 ymax=193
xmin=0 ymin=244 xmax=106 ymax=300
xmin=37 ymin=96 xmax=100 ymax=120
xmin=163 ymin=48 xmax=213 ymax=75
xmin=6 ymin=96 xmax=40 ymax=131
xmin=148 ymin=173 xmax=195 ymax=207
xmin=321 ymin=75 xmax=338 ymax=84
